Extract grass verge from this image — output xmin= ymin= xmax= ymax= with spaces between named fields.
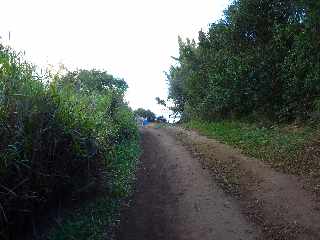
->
xmin=184 ymin=119 xmax=319 ymax=179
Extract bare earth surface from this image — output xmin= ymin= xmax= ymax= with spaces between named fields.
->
xmin=117 ymin=127 xmax=320 ymax=240
xmin=172 ymin=127 xmax=320 ymax=239
xmin=117 ymin=128 xmax=259 ymax=240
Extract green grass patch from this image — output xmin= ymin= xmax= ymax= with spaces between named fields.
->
xmin=184 ymin=119 xmax=316 ymax=176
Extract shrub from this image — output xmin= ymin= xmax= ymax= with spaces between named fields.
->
xmin=167 ymin=0 xmax=320 ymax=122
xmin=0 ymin=45 xmax=138 ymax=239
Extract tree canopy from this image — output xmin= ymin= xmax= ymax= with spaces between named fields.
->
xmin=167 ymin=0 xmax=320 ymax=122
xmin=58 ymin=69 xmax=128 ymax=94
xmin=134 ymin=108 xmax=156 ymax=122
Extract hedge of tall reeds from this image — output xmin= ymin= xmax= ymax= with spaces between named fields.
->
xmin=0 ymin=45 xmax=139 ymax=239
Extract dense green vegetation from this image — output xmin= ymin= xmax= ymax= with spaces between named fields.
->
xmin=166 ymin=0 xmax=320 ymax=184
xmin=48 ymin=141 xmax=140 ymax=240
xmin=0 ymin=45 xmax=139 ymax=239
xmin=167 ymin=0 xmax=320 ymax=122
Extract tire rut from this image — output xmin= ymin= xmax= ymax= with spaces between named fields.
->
xmin=117 ymin=128 xmax=259 ymax=240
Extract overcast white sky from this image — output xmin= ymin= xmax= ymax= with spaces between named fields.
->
xmin=0 ymin=0 xmax=230 ymax=117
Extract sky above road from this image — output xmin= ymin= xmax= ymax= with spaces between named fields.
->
xmin=0 ymin=0 xmax=230 ymax=117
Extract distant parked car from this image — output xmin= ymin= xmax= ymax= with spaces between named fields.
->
xmin=156 ymin=116 xmax=167 ymax=123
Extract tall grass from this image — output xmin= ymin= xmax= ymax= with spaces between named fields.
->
xmin=0 ymin=45 xmax=139 ymax=239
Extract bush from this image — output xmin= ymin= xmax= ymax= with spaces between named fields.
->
xmin=0 ymin=45 xmax=139 ymax=239
xmin=167 ymin=0 xmax=320 ymax=122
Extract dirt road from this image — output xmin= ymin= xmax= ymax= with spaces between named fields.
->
xmin=117 ymin=127 xmax=320 ymax=240
xmin=117 ymin=128 xmax=259 ymax=240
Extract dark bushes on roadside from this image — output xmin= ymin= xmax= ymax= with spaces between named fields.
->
xmin=0 ymin=45 xmax=138 ymax=239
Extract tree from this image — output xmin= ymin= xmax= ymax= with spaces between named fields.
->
xmin=155 ymin=97 xmax=167 ymax=107
xmin=134 ymin=108 xmax=156 ymax=122
xmin=156 ymin=115 xmax=167 ymax=123
xmin=166 ymin=0 xmax=320 ymax=122
xmin=58 ymin=69 xmax=128 ymax=94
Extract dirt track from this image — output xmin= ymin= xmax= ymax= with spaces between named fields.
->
xmin=117 ymin=128 xmax=259 ymax=240
xmin=117 ymin=127 xmax=320 ymax=240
